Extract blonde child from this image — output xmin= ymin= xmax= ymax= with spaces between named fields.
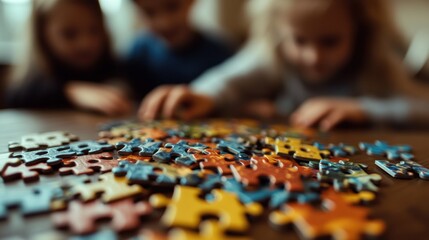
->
xmin=5 ymin=0 xmax=132 ymax=116
xmin=138 ymin=0 xmax=429 ymax=130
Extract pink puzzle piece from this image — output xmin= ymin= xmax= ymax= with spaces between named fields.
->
xmin=52 ymin=198 xmax=152 ymax=234
xmin=60 ymin=152 xmax=118 ymax=175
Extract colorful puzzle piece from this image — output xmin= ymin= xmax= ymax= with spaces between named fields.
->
xmin=0 ymin=185 xmax=64 ymax=219
xmin=269 ymin=188 xmax=385 ymax=240
xmin=231 ymin=158 xmax=313 ymax=191
xmin=150 ymin=186 xmax=262 ymax=232
xmin=52 ymin=199 xmax=151 ymax=234
xmin=265 ymin=137 xmax=330 ymax=162
xmin=153 ymin=140 xmax=208 ymax=166
xmin=359 ymin=140 xmax=413 ymax=161
xmin=113 ymin=160 xmax=196 ymax=186
xmin=72 ymin=172 xmax=144 ymax=202
xmin=12 ymin=145 xmax=76 ymax=166
xmin=60 ymin=152 xmax=118 ymax=175
xmin=169 ymin=220 xmax=250 ymax=240
xmin=1 ymin=162 xmax=52 ymax=182
xmin=8 ymin=131 xmax=79 ymax=151
xmin=0 ymin=152 xmax=21 ymax=173
xmin=318 ymin=160 xmax=382 ymax=192
xmin=375 ymin=160 xmax=429 ymax=180
xmin=70 ymin=140 xmax=115 ymax=156
xmin=216 ymin=139 xmax=252 ymax=160
xmin=197 ymin=149 xmax=245 ymax=175
xmin=314 ymin=142 xmax=357 ymax=157
xmin=116 ymin=138 xmax=162 ymax=156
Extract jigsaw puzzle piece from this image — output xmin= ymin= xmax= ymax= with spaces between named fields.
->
xmin=150 ymin=186 xmax=262 ymax=232
xmin=314 ymin=142 xmax=357 ymax=157
xmin=359 ymin=140 xmax=413 ymax=161
xmin=231 ymin=158 xmax=313 ymax=191
xmin=198 ymin=175 xmax=284 ymax=204
xmin=375 ymin=160 xmax=429 ymax=180
xmin=269 ymin=188 xmax=385 ymax=240
xmin=113 ymin=160 xmax=196 ymax=186
xmin=72 ymin=172 xmax=144 ymax=202
xmin=116 ymin=138 xmax=162 ymax=156
xmin=400 ymin=160 xmax=429 ymax=180
xmin=8 ymin=131 xmax=79 ymax=152
xmin=197 ymin=149 xmax=248 ymax=176
xmin=60 ymin=152 xmax=118 ymax=175
xmin=155 ymin=140 xmax=208 ymax=166
xmin=132 ymin=127 xmax=169 ymax=140
xmin=70 ymin=140 xmax=115 ymax=156
xmin=318 ymin=160 xmax=382 ymax=192
xmin=265 ymin=137 xmax=330 ymax=162
xmin=0 ymin=153 xmax=21 ymax=173
xmin=52 ymin=199 xmax=151 ymax=234
xmin=69 ymin=229 xmax=118 ymax=240
xmin=1 ymin=162 xmax=52 ymax=182
xmin=12 ymin=145 xmax=76 ymax=166
xmin=0 ymin=185 xmax=64 ymax=219
xmin=269 ymin=180 xmax=322 ymax=208
xmin=169 ymin=220 xmax=250 ymax=240
xmin=216 ymin=139 xmax=252 ymax=160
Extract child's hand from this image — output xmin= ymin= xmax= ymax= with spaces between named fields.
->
xmin=65 ymin=81 xmax=132 ymax=116
xmin=242 ymin=100 xmax=277 ymax=119
xmin=138 ymin=85 xmax=215 ymax=121
xmin=290 ymin=98 xmax=368 ymax=131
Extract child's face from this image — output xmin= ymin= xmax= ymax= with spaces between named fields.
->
xmin=44 ymin=1 xmax=106 ymax=70
xmin=134 ymin=0 xmax=195 ymax=48
xmin=278 ymin=0 xmax=356 ymax=83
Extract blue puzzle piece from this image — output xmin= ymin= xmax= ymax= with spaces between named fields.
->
xmin=199 ymin=175 xmax=283 ymax=204
xmin=314 ymin=142 xmax=357 ymax=157
xmin=375 ymin=160 xmax=414 ymax=179
xmin=70 ymin=140 xmax=115 ymax=156
xmin=12 ymin=145 xmax=75 ymax=166
xmin=113 ymin=160 xmax=198 ymax=186
xmin=318 ymin=159 xmax=381 ymax=192
xmin=70 ymin=229 xmax=118 ymax=240
xmin=0 ymin=185 xmax=64 ymax=219
xmin=153 ymin=140 xmax=208 ymax=166
xmin=401 ymin=160 xmax=429 ymax=180
xmin=269 ymin=180 xmax=321 ymax=208
xmin=216 ymin=139 xmax=251 ymax=160
xmin=359 ymin=140 xmax=413 ymax=161
xmin=116 ymin=138 xmax=161 ymax=156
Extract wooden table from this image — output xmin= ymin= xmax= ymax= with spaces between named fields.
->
xmin=0 ymin=110 xmax=428 ymax=240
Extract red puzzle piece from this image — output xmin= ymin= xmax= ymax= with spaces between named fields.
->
xmin=1 ymin=162 xmax=52 ymax=182
xmin=0 ymin=153 xmax=21 ymax=173
xmin=231 ymin=157 xmax=313 ymax=191
xmin=52 ymin=198 xmax=152 ymax=234
xmin=196 ymin=149 xmax=247 ymax=175
xmin=60 ymin=152 xmax=118 ymax=175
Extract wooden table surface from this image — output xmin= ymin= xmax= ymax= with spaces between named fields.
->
xmin=0 ymin=110 xmax=428 ymax=240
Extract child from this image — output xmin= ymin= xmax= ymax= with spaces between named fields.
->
xmin=5 ymin=0 xmax=132 ymax=116
xmin=126 ymin=0 xmax=232 ymax=101
xmin=138 ymin=0 xmax=429 ymax=130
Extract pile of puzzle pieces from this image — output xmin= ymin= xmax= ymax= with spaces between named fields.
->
xmin=0 ymin=119 xmax=428 ymax=240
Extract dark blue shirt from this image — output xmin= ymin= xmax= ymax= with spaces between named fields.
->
xmin=126 ymin=32 xmax=232 ymax=100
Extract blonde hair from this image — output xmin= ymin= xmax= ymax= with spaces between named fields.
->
xmin=10 ymin=0 xmax=111 ymax=85
xmin=246 ymin=0 xmax=412 ymax=96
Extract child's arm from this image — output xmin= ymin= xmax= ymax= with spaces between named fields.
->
xmin=138 ymin=43 xmax=281 ymax=120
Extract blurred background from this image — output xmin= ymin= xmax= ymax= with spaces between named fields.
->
xmin=0 ymin=0 xmax=428 ymax=104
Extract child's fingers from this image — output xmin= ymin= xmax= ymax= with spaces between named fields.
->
xmin=320 ymin=111 xmax=344 ymax=131
xmin=292 ymin=104 xmax=330 ymax=128
xmin=162 ymin=85 xmax=188 ymax=119
xmin=139 ymin=86 xmax=172 ymax=120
